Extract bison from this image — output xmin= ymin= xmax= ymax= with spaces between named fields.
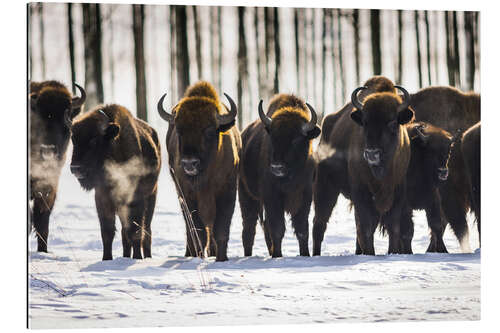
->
xmin=157 ymin=81 xmax=241 ymax=262
xmin=312 ymin=76 xmax=414 ymax=255
xmin=461 ymin=122 xmax=481 ymax=242
xmin=410 ymin=86 xmax=480 ymax=250
xmin=239 ymin=94 xmax=321 ymax=257
xmin=29 ymin=80 xmax=85 ymax=252
xmin=70 ymin=104 xmax=161 ymax=260
xmin=399 ymin=122 xmax=458 ymax=253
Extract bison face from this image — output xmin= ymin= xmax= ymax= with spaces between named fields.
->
xmin=157 ymin=92 xmax=237 ymax=178
xmin=29 ymin=83 xmax=85 ymax=163
xmin=70 ymin=110 xmax=120 ymax=191
xmin=259 ymin=100 xmax=320 ymax=179
xmin=412 ymin=124 xmax=454 ymax=185
xmin=350 ymin=86 xmax=414 ymax=180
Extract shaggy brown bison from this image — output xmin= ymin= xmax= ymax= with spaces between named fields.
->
xmin=312 ymin=76 xmax=414 ymax=256
xmin=410 ymin=86 xmax=480 ymax=250
xmin=29 ymin=80 xmax=86 ymax=252
xmin=399 ymin=122 xmax=458 ymax=254
xmin=239 ymin=94 xmax=321 ymax=257
xmin=157 ymin=81 xmax=241 ymax=262
xmin=461 ymin=122 xmax=481 ymax=242
xmin=70 ymin=104 xmax=161 ymax=260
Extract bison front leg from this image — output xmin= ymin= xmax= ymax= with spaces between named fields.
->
xmin=384 ymin=187 xmax=407 ymax=255
xmin=239 ymin=183 xmax=260 ymax=256
xmin=264 ymin=195 xmax=285 ymax=258
xmin=197 ymin=195 xmax=216 ymax=258
xmin=399 ymin=207 xmax=414 ymax=254
xmin=214 ymin=184 xmax=237 ymax=262
xmin=120 ymin=200 xmax=147 ymax=260
xmin=425 ymin=191 xmax=448 ymax=253
xmin=292 ymin=188 xmax=312 ymax=257
xmin=312 ymin=159 xmax=341 ymax=256
xmin=32 ymin=191 xmax=55 ymax=253
xmin=352 ymin=187 xmax=378 ymax=255
xmin=95 ymin=188 xmax=116 ymax=260
xmin=142 ymin=191 xmax=157 ymax=258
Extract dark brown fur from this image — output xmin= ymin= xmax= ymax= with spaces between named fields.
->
xmin=164 ymin=81 xmax=241 ymax=262
xmin=401 ymin=122 xmax=454 ymax=253
xmin=313 ymin=76 xmax=413 ymax=255
xmin=29 ymin=80 xmax=83 ymax=252
xmin=410 ymin=86 xmax=480 ymax=249
xmin=239 ymin=94 xmax=320 ymax=257
xmin=461 ymin=122 xmax=481 ymax=242
xmin=70 ymin=104 xmax=161 ymax=260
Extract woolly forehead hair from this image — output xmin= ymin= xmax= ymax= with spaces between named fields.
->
xmin=174 ymin=96 xmax=221 ymax=129
xmin=184 ymin=81 xmax=220 ymax=102
xmin=362 ymin=92 xmax=404 ymax=120
xmin=270 ymin=106 xmax=310 ymax=132
xmin=409 ymin=122 xmax=453 ymax=142
xmin=36 ymin=88 xmax=72 ymax=105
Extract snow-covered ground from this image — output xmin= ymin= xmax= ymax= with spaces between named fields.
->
xmin=28 ymin=149 xmax=480 ymax=329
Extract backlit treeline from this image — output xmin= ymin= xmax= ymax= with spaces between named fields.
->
xmin=28 ymin=4 xmax=480 ymax=129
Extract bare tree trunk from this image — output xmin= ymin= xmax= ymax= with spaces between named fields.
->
xmin=254 ymin=7 xmax=264 ymax=98
xmin=133 ymin=4 xmax=147 ymax=121
xmin=415 ymin=11 xmax=423 ymax=88
xmin=67 ymin=3 xmax=76 ymax=93
xmin=474 ymin=12 xmax=480 ymax=81
xmin=273 ymin=7 xmax=280 ymax=94
xmin=445 ymin=11 xmax=455 ymax=86
xmin=209 ymin=6 xmax=217 ymax=91
xmin=452 ymin=11 xmax=461 ymax=88
xmin=337 ymin=9 xmax=346 ymax=102
xmin=109 ymin=6 xmax=115 ymax=100
xmin=217 ymin=7 xmax=222 ymax=91
xmin=321 ymin=9 xmax=328 ymax=117
xmin=311 ymin=8 xmax=317 ymax=104
xmin=264 ymin=7 xmax=273 ymax=98
xmin=192 ymin=6 xmax=202 ymax=79
xmin=352 ymin=9 xmax=360 ymax=84
xmin=28 ymin=4 xmax=33 ymax=80
xmin=330 ymin=9 xmax=338 ymax=109
xmin=82 ymin=3 xmax=104 ymax=108
xmin=370 ymin=9 xmax=381 ymax=75
xmin=176 ymin=5 xmax=190 ymax=98
xmin=464 ymin=12 xmax=475 ymax=91
xmin=170 ymin=6 xmax=177 ymax=101
xmin=294 ymin=8 xmax=300 ymax=93
xmin=396 ymin=10 xmax=403 ymax=84
xmin=237 ymin=7 xmax=249 ymax=129
xmin=303 ymin=9 xmax=309 ymax=100
xmin=424 ymin=11 xmax=432 ymax=85
xmin=38 ymin=3 xmax=46 ymax=79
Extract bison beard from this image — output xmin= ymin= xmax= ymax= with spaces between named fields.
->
xmin=312 ymin=76 xmax=413 ymax=256
xmin=29 ymin=80 xmax=85 ymax=252
xmin=70 ymin=104 xmax=161 ymax=260
xmin=239 ymin=94 xmax=320 ymax=258
xmin=157 ymin=81 xmax=241 ymax=262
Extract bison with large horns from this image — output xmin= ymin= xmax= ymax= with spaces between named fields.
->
xmin=29 ymin=80 xmax=85 ymax=252
xmin=70 ymin=104 xmax=161 ymax=260
xmin=157 ymin=81 xmax=241 ymax=262
xmin=313 ymin=76 xmax=414 ymax=255
xmin=239 ymin=94 xmax=321 ymax=257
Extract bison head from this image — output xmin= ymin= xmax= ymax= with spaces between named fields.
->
xmin=259 ymin=99 xmax=320 ymax=179
xmin=350 ymin=85 xmax=414 ymax=180
xmin=157 ymin=92 xmax=237 ymax=177
xmin=411 ymin=123 xmax=456 ymax=184
xmin=70 ymin=109 xmax=120 ymax=190
xmin=30 ymin=83 xmax=86 ymax=161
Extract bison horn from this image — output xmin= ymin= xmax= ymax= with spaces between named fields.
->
xmin=157 ymin=93 xmax=174 ymax=123
xmin=351 ymin=86 xmax=367 ymax=111
xmin=217 ymin=93 xmax=238 ymax=126
xmin=72 ymin=83 xmax=86 ymax=109
xmin=302 ymin=103 xmax=318 ymax=135
xmin=258 ymin=100 xmax=272 ymax=128
xmin=394 ymin=85 xmax=411 ymax=111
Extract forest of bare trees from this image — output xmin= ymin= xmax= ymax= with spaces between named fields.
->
xmin=28 ymin=4 xmax=480 ymax=129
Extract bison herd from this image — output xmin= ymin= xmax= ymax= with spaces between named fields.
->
xmin=28 ymin=76 xmax=480 ymax=262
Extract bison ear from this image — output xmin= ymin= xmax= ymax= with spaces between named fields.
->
xmin=397 ymin=106 xmax=414 ymax=125
xmin=217 ymin=119 xmax=235 ymax=133
xmin=350 ymin=110 xmax=363 ymax=126
xmin=104 ymin=123 xmax=120 ymax=140
xmin=305 ymin=124 xmax=321 ymax=140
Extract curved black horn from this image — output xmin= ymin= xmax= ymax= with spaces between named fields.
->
xmin=258 ymin=100 xmax=272 ymax=128
xmin=217 ymin=93 xmax=238 ymax=126
xmin=351 ymin=86 xmax=367 ymax=111
xmin=157 ymin=93 xmax=174 ymax=123
xmin=302 ymin=103 xmax=318 ymax=135
xmin=394 ymin=85 xmax=410 ymax=111
xmin=71 ymin=83 xmax=86 ymax=109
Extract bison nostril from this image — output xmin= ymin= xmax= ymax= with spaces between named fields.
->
xmin=181 ymin=158 xmax=201 ymax=176
xmin=270 ymin=163 xmax=287 ymax=177
xmin=363 ymin=148 xmax=381 ymax=165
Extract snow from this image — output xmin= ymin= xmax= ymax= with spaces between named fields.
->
xmin=28 ymin=147 xmax=480 ymax=329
